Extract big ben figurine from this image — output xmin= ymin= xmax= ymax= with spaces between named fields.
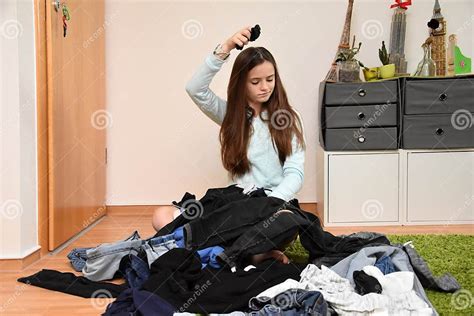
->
xmin=428 ymin=0 xmax=447 ymax=76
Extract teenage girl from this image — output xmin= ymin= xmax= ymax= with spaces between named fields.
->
xmin=152 ymin=26 xmax=306 ymax=263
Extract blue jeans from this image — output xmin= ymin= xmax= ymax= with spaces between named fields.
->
xmin=118 ymin=253 xmax=150 ymax=289
xmin=142 ymin=233 xmax=179 ymax=268
xmin=249 ymin=289 xmax=328 ymax=316
xmin=82 ymin=230 xmax=181 ymax=282
xmin=67 ymin=230 xmax=141 ymax=272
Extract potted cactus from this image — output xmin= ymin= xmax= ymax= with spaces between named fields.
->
xmin=335 ymin=35 xmax=366 ymax=82
xmin=378 ymin=41 xmax=396 ymax=79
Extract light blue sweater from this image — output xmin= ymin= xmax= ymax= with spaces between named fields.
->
xmin=185 ymin=51 xmax=305 ymax=202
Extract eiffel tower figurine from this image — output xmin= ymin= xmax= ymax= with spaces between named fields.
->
xmin=325 ymin=0 xmax=355 ymax=82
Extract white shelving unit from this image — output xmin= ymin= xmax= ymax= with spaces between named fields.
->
xmin=316 ymin=146 xmax=474 ymax=226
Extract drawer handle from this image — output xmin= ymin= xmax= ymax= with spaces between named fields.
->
xmin=357 ymin=112 xmax=366 ymax=120
xmin=435 ymin=128 xmax=445 ymax=136
xmin=358 ymin=89 xmax=367 ymax=97
xmin=357 ymin=135 xmax=366 ymax=143
xmin=439 ymin=93 xmax=448 ymax=101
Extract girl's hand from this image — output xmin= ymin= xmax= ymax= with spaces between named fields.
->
xmin=222 ymin=26 xmax=252 ymax=53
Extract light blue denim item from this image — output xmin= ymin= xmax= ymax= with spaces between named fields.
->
xmin=248 ymin=304 xmax=280 ymax=316
xmin=82 ymin=239 xmax=143 ymax=281
xmin=249 ymin=289 xmax=328 ymax=316
xmin=79 ymin=231 xmax=181 ymax=281
xmin=67 ymin=247 xmax=90 ymax=272
xmin=142 ymin=233 xmax=178 ymax=267
xmin=67 ymin=231 xmax=140 ymax=272
xmin=118 ymin=253 xmax=151 ymax=289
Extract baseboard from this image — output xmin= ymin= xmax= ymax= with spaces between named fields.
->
xmin=107 ymin=203 xmax=320 ymax=217
xmin=0 ymin=246 xmax=42 ymax=272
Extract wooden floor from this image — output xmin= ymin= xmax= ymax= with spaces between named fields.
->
xmin=0 ymin=205 xmax=472 ymax=315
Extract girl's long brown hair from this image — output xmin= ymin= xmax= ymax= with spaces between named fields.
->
xmin=220 ymin=47 xmax=306 ymax=181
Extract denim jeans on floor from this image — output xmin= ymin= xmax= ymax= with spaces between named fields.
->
xmin=249 ymin=288 xmax=328 ymax=316
xmin=142 ymin=233 xmax=179 ymax=268
xmin=67 ymin=230 xmax=141 ymax=272
xmin=119 ymin=252 xmax=150 ymax=289
xmin=81 ymin=231 xmax=181 ymax=282
xmin=82 ymin=239 xmax=144 ymax=281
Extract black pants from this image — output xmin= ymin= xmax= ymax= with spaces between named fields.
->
xmin=182 ymin=194 xmax=325 ymax=269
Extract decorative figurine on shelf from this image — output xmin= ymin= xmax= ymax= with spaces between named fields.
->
xmin=447 ymin=34 xmax=472 ymax=75
xmin=388 ymin=0 xmax=412 ymax=76
xmin=428 ymin=0 xmax=447 ymax=76
xmin=378 ymin=41 xmax=396 ymax=79
xmin=414 ymin=36 xmax=437 ymax=77
xmin=325 ymin=0 xmax=355 ymax=82
xmin=335 ymin=35 xmax=365 ymax=82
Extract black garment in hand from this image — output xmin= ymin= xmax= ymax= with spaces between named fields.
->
xmin=154 ymin=184 xmax=267 ymax=238
xmin=17 ymin=269 xmax=128 ymax=298
xmin=353 ymin=270 xmax=382 ymax=295
xmin=140 ymin=248 xmax=306 ymax=313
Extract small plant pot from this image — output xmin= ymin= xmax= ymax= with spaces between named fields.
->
xmin=337 ymin=61 xmax=361 ymax=82
xmin=378 ymin=64 xmax=396 ymax=79
xmin=363 ymin=67 xmax=378 ymax=81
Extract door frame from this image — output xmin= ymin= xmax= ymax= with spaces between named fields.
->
xmin=34 ymin=0 xmax=49 ymax=256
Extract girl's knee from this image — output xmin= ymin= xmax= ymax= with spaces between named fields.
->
xmin=152 ymin=208 xmax=174 ymax=232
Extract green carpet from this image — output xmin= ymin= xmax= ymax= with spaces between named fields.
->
xmin=285 ymin=234 xmax=474 ymax=315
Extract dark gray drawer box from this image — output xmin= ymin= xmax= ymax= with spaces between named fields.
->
xmin=325 ymin=103 xmax=397 ymax=128
xmin=402 ymin=114 xmax=474 ymax=149
xmin=405 ymin=79 xmax=474 ymax=114
xmin=325 ymin=127 xmax=398 ymax=151
xmin=325 ymin=81 xmax=398 ymax=106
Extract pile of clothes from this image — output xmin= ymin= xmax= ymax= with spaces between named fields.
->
xmin=18 ymin=184 xmax=461 ymax=315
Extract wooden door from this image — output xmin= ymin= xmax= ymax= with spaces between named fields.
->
xmin=46 ymin=0 xmax=107 ymax=249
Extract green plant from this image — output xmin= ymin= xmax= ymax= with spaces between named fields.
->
xmin=379 ymin=41 xmax=390 ymax=65
xmin=335 ymin=35 xmax=368 ymax=70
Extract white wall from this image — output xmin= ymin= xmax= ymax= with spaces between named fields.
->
xmin=106 ymin=0 xmax=473 ymax=205
xmin=0 ymin=0 xmax=471 ymax=258
xmin=0 ymin=0 xmax=39 ymax=259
